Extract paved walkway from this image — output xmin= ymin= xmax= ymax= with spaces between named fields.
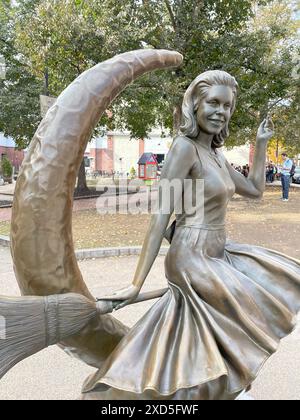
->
xmin=0 ymin=183 xmax=15 ymax=195
xmin=0 ymin=207 xmax=11 ymax=222
xmin=1 ymin=246 xmax=300 ymax=400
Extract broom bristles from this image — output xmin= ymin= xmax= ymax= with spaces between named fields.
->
xmin=0 ymin=289 xmax=166 ymax=381
xmin=0 ymin=293 xmax=98 ymax=380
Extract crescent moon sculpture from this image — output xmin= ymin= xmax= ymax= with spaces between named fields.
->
xmin=10 ymin=49 xmax=183 ymax=367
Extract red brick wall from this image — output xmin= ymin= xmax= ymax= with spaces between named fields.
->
xmin=0 ymin=146 xmax=24 ymax=170
xmin=139 ymin=138 xmax=145 ymax=157
xmin=249 ymin=143 xmax=255 ymax=168
xmin=90 ymin=135 xmax=114 ymax=173
xmin=105 ymin=135 xmax=114 ymax=172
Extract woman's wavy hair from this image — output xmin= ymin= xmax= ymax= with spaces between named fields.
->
xmin=180 ymin=70 xmax=238 ymax=148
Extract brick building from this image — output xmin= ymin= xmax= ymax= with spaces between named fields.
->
xmin=0 ymin=133 xmax=25 ymax=171
xmin=0 ymin=130 xmax=254 ymax=177
xmin=86 ymin=131 xmax=173 ymax=176
xmin=86 ymin=131 xmax=253 ymax=175
xmin=87 ymin=135 xmax=115 ymax=175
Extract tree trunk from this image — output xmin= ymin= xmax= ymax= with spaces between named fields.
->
xmin=173 ymin=101 xmax=183 ymax=136
xmin=44 ymin=68 xmax=50 ymax=96
xmin=75 ymin=158 xmax=90 ymax=195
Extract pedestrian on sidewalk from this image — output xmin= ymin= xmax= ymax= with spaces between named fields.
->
xmin=280 ymin=152 xmax=293 ymax=201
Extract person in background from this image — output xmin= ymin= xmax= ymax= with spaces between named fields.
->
xmin=266 ymin=163 xmax=270 ymax=183
xmin=273 ymin=164 xmax=278 ymax=181
xmin=269 ymin=161 xmax=275 ymax=183
xmin=266 ymin=161 xmax=275 ymax=183
xmin=280 ymin=152 xmax=293 ymax=201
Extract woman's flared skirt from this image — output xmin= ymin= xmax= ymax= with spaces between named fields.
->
xmin=82 ymin=227 xmax=300 ymax=400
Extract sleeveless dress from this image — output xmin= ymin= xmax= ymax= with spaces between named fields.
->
xmin=82 ymin=137 xmax=300 ymax=400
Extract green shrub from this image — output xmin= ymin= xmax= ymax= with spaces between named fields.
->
xmin=130 ymin=166 xmax=136 ymax=179
xmin=1 ymin=156 xmax=13 ymax=178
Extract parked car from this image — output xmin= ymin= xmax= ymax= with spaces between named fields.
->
xmin=292 ymin=167 xmax=300 ymax=184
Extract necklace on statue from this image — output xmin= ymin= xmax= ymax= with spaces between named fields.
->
xmin=198 ymin=142 xmax=222 ymax=168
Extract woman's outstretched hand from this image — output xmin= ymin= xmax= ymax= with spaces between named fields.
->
xmin=257 ymin=117 xmax=275 ymax=143
xmin=98 ymin=284 xmax=140 ymax=311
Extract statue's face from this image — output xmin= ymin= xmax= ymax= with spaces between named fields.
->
xmin=196 ymin=85 xmax=234 ymax=136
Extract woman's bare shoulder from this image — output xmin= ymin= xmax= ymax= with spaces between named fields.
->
xmin=171 ymin=135 xmax=197 ymax=157
xmin=160 ymin=136 xmax=197 ymax=179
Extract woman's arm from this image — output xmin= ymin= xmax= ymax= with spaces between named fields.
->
xmin=226 ymin=118 xmax=274 ymax=199
xmin=101 ymin=137 xmax=196 ymax=308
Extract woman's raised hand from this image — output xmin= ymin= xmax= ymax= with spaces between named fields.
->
xmin=257 ymin=116 xmax=275 ymax=143
xmin=98 ymin=284 xmax=140 ymax=311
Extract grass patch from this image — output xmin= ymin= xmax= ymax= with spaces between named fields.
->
xmin=72 ymin=211 xmax=152 ymax=249
xmin=0 ymin=190 xmax=299 ymax=255
xmin=0 ymin=212 xmax=155 ymax=249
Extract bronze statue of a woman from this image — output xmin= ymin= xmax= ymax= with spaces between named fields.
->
xmin=81 ymin=70 xmax=300 ymax=400
xmin=2 ymin=51 xmax=299 ymax=400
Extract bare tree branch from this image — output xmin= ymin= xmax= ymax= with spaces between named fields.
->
xmin=163 ymin=0 xmax=177 ymax=32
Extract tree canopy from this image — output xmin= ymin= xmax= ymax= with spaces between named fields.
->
xmin=0 ymin=0 xmax=43 ymax=148
xmin=0 ymin=0 xmax=299 ymax=152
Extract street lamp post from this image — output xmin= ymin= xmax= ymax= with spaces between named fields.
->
xmin=119 ymin=157 xmax=123 ymax=177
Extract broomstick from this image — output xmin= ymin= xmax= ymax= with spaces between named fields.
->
xmin=0 ymin=288 xmax=168 ymax=380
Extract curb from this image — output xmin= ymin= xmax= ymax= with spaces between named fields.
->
xmin=0 ymin=190 xmax=139 ymax=209
xmin=0 ymin=236 xmax=169 ymax=258
xmin=75 ymin=246 xmax=169 ymax=260
xmin=74 ymin=189 xmax=138 ymax=201
xmin=0 ymin=204 xmax=13 ymax=209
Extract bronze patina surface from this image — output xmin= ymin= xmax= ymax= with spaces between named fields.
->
xmin=9 ymin=53 xmax=300 ymax=400
xmin=10 ymin=49 xmax=183 ymax=368
xmin=82 ymin=71 xmax=300 ymax=400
